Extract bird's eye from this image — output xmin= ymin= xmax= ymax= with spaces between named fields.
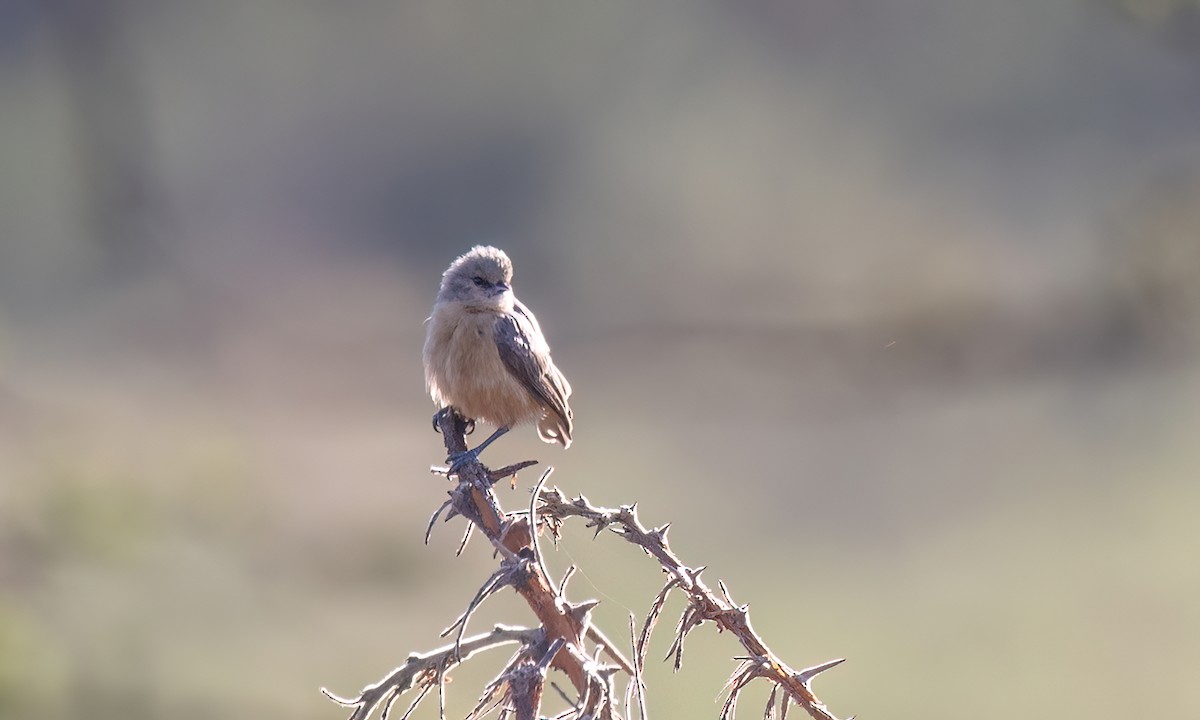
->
xmin=472 ymin=276 xmax=487 ymax=288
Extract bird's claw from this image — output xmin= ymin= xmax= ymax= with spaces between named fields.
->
xmin=432 ymin=408 xmax=476 ymax=436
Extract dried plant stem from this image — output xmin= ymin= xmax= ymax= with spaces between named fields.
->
xmin=326 ymin=408 xmax=852 ymax=720
xmin=537 ymin=490 xmax=851 ymax=720
xmin=321 ymin=625 xmax=542 ymax=720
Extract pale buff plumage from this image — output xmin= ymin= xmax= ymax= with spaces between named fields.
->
xmin=423 ymin=246 xmax=573 ymax=448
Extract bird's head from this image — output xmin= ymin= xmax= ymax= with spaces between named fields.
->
xmin=438 ymin=245 xmax=515 ymax=311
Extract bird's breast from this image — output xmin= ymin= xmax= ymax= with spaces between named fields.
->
xmin=424 ymin=305 xmax=540 ymax=427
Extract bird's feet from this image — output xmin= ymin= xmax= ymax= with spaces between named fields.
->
xmin=441 ymin=425 xmax=511 ymax=477
xmin=432 ymin=407 xmax=474 ymax=435
xmin=446 ymin=448 xmax=482 ymax=476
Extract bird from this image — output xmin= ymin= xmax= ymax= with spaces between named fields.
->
xmin=423 ymin=245 xmax=573 ymax=472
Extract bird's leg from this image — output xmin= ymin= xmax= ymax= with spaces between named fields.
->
xmin=447 ymin=425 xmax=510 ymax=475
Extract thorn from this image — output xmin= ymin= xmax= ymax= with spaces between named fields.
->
xmin=652 ymin=523 xmax=671 ymax=540
xmin=320 ymin=687 xmax=357 ymax=706
xmin=718 ymin=579 xmax=736 ymax=605
xmin=488 ymin=459 xmax=539 ymax=486
xmin=764 ymin=685 xmax=779 ymax=720
xmin=568 ymin=599 xmax=601 ymax=622
xmin=794 ymin=657 xmax=847 ymax=685
xmin=455 ymin=523 xmax=474 ymax=557
xmin=425 ymin=499 xmax=451 ymax=545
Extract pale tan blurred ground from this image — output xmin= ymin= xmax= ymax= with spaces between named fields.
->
xmin=2 ymin=2 xmax=1200 ymax=719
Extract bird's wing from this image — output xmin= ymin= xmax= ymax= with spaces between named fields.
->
xmin=494 ymin=302 xmax=572 ymax=432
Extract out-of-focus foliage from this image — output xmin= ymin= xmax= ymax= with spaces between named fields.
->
xmin=1105 ymin=166 xmax=1200 ymax=349
xmin=2 ymin=1 xmax=1199 ymax=719
xmin=1115 ymin=0 xmax=1200 ymax=26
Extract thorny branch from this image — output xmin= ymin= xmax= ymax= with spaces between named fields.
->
xmin=324 ymin=410 xmax=853 ymax=719
xmin=327 ymin=411 xmax=628 ymax=720
xmin=537 ymin=490 xmax=853 ymax=720
xmin=321 ymin=625 xmax=542 ymax=720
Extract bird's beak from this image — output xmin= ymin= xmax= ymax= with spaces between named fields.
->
xmin=494 ymin=282 xmax=510 ymax=293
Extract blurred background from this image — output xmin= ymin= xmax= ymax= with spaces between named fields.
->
xmin=2 ymin=1 xmax=1200 ymax=718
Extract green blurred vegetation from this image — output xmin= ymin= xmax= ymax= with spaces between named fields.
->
xmin=2 ymin=1 xmax=1200 ymax=718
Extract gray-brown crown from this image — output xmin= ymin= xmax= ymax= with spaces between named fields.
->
xmin=443 ymin=245 xmax=513 ymax=285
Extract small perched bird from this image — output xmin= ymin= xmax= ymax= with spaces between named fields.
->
xmin=423 ymin=246 xmax=573 ymax=471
